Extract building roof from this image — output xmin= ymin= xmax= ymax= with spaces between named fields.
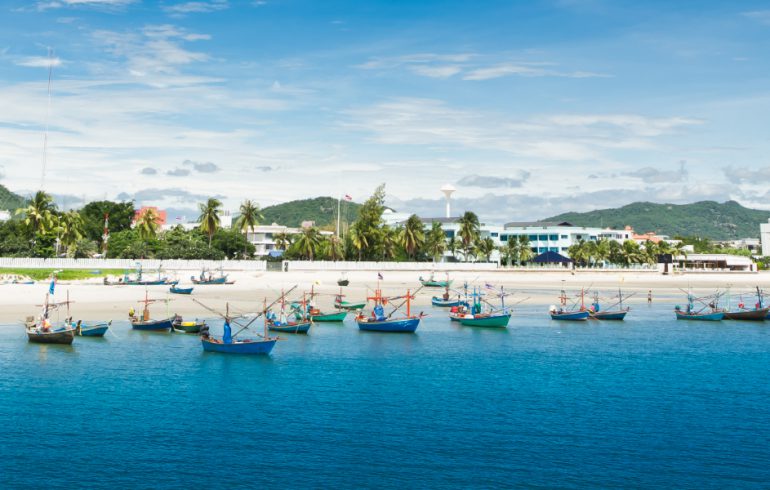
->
xmin=418 ymin=217 xmax=461 ymax=224
xmin=531 ymin=251 xmax=572 ymax=263
xmin=504 ymin=221 xmax=573 ymax=228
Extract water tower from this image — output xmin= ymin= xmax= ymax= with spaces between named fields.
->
xmin=440 ymin=184 xmax=456 ymax=218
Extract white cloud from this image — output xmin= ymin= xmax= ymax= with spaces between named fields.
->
xmin=463 ymin=62 xmax=610 ymax=80
xmin=15 ymin=56 xmax=63 ymax=68
xmin=408 ymin=65 xmax=462 ymax=79
xmin=742 ymin=10 xmax=770 ymax=26
xmin=163 ymin=0 xmax=229 ymax=15
xmin=36 ymin=0 xmax=136 ymax=11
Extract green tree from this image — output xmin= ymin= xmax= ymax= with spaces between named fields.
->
xmin=568 ymin=239 xmax=589 ymax=266
xmin=447 ymin=236 xmax=458 ymax=261
xmin=58 ymin=210 xmax=85 ymax=254
xmin=457 ymin=211 xmax=480 ymax=262
xmin=198 ymin=197 xmax=223 ymax=247
xmin=594 ymin=238 xmax=611 ymax=267
xmin=235 ymin=199 xmax=263 ymax=256
xmin=136 ymin=207 xmax=161 ymax=241
xmin=294 ymin=227 xmax=322 ymax=260
xmin=16 ymin=190 xmax=56 ymax=239
xmin=476 ymin=236 xmax=496 ymax=262
xmin=425 ymin=222 xmax=447 ymax=262
xmin=211 ymin=228 xmax=255 ymax=260
xmin=517 ymin=235 xmax=533 ymax=264
xmin=327 ymin=235 xmax=344 ymax=261
xmin=348 ymin=221 xmax=369 ymax=261
xmin=273 ymin=232 xmax=291 ymax=251
xmin=349 ymin=184 xmax=386 ymax=260
xmin=400 ymin=214 xmax=425 ymax=260
xmin=380 ymin=225 xmax=399 ymax=261
xmin=80 ymin=200 xmax=135 ymax=246
xmin=620 ymin=239 xmax=643 ymax=266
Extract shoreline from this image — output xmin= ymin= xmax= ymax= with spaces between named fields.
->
xmin=1 ymin=270 xmax=768 ymax=324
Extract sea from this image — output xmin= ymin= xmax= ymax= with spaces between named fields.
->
xmin=1 ymin=303 xmax=769 ymax=489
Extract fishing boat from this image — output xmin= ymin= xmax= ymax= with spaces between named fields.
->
xmin=334 ymin=289 xmax=366 ymax=310
xmin=457 ymin=286 xmax=513 ymax=328
xmin=432 ymin=283 xmax=463 ymax=307
xmin=723 ymin=287 xmax=768 ymax=321
xmin=267 ymin=291 xmax=312 ymax=334
xmin=419 ymin=272 xmax=452 ymax=288
xmin=197 ymin=301 xmax=278 ymax=355
xmin=337 ymin=272 xmax=349 ymax=287
xmin=169 ymin=285 xmax=194 ymax=295
xmin=304 ymin=285 xmax=348 ymax=322
xmin=25 ymin=291 xmax=76 ymax=344
xmin=172 ymin=315 xmax=206 ymax=333
xmin=75 ymin=320 xmax=111 ymax=337
xmin=356 ymin=287 xmax=423 ymax=332
xmin=675 ymin=290 xmax=725 ymax=321
xmin=191 ymin=267 xmax=234 ymax=285
xmin=549 ymin=288 xmax=590 ymax=321
xmin=589 ymin=289 xmax=632 ymax=321
xmin=129 ymin=291 xmax=173 ymax=331
xmin=105 ymin=263 xmax=177 ymax=286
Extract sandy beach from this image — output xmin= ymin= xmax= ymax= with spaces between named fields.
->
xmin=2 ymin=269 xmax=769 ymax=324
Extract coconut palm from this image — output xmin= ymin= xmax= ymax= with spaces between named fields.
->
xmin=400 ymin=214 xmax=425 ymax=260
xmin=380 ymin=225 xmax=399 ymax=261
xmin=295 ymin=227 xmax=321 ymax=260
xmin=594 ymin=238 xmax=611 ymax=267
xmin=236 ymin=200 xmax=263 ymax=255
xmin=425 ymin=222 xmax=447 ymax=262
xmin=568 ymin=240 xmax=589 ymax=267
xmin=273 ymin=232 xmax=291 ymax=251
xmin=16 ymin=190 xmax=56 ymax=239
xmin=457 ymin=211 xmax=480 ymax=262
xmin=620 ymin=239 xmax=643 ymax=266
xmin=327 ymin=235 xmax=344 ymax=261
xmin=348 ymin=221 xmax=369 ymax=261
xmin=447 ymin=236 xmax=459 ymax=261
xmin=136 ymin=207 xmax=161 ymax=241
xmin=517 ymin=235 xmax=533 ymax=264
xmin=642 ymin=240 xmax=658 ymax=265
xmin=58 ymin=210 xmax=85 ymax=253
xmin=198 ymin=198 xmax=223 ymax=248
xmin=475 ymin=236 xmax=496 ymax=262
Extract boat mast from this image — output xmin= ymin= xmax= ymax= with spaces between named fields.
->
xmin=336 ymin=195 xmax=341 ymax=238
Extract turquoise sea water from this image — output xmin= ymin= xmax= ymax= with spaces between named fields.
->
xmin=1 ymin=304 xmax=769 ymax=488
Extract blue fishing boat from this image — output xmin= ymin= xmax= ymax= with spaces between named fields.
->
xmin=432 ymin=297 xmax=461 ymax=307
xmin=356 ymin=287 xmax=422 ymax=333
xmin=104 ymin=263 xmax=176 ymax=286
xmin=76 ymin=321 xmax=111 ymax=337
xmin=457 ymin=285 xmax=514 ymax=328
xmin=589 ymin=289 xmax=631 ymax=321
xmin=675 ymin=290 xmax=725 ymax=321
xmin=191 ymin=267 xmax=233 ymax=285
xmin=267 ymin=290 xmax=312 ymax=334
xmin=25 ymin=291 xmax=77 ymax=344
xmin=170 ymin=285 xmax=194 ymax=295
xmin=129 ymin=291 xmax=173 ymax=331
xmin=200 ymin=316 xmax=276 ymax=355
xmin=550 ymin=288 xmax=590 ymax=321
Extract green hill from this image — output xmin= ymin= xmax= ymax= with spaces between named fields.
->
xmin=260 ymin=196 xmax=361 ymax=228
xmin=544 ymin=201 xmax=770 ymax=240
xmin=0 ymin=184 xmax=27 ymax=211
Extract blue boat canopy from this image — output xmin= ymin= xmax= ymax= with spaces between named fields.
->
xmin=532 ymin=251 xmax=572 ymax=264
xmin=268 ymin=250 xmax=284 ymax=258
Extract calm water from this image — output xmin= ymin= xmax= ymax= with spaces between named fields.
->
xmin=1 ymin=304 xmax=769 ymax=489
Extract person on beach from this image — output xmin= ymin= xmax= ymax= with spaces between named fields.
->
xmin=647 ymin=290 xmax=652 ymax=304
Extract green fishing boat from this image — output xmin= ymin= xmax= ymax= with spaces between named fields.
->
xmin=458 ymin=313 xmax=511 ymax=328
xmin=310 ymin=310 xmax=348 ymax=322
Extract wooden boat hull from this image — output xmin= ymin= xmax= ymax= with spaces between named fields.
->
xmin=421 ymin=280 xmax=452 ymax=288
xmin=173 ymin=321 xmax=205 ymax=333
xmin=550 ymin=311 xmax=590 ymax=321
xmin=77 ymin=322 xmax=111 ymax=336
xmin=27 ymin=327 xmax=75 ymax=344
xmin=268 ymin=321 xmax=311 ymax=334
xmin=432 ymin=297 xmax=461 ymax=307
xmin=310 ymin=311 xmax=347 ymax=322
xmin=675 ymin=311 xmax=724 ymax=321
xmin=459 ymin=313 xmax=511 ymax=328
xmin=356 ymin=317 xmax=420 ymax=332
xmin=169 ymin=286 xmax=193 ymax=295
xmin=590 ymin=310 xmax=628 ymax=321
xmin=724 ymin=308 xmax=769 ymax=321
xmin=201 ymin=337 xmax=276 ymax=355
xmin=131 ymin=318 xmax=173 ymax=331
xmin=335 ymin=301 xmax=366 ymax=310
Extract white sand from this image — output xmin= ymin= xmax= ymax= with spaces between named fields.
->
xmin=2 ymin=269 xmax=769 ymax=324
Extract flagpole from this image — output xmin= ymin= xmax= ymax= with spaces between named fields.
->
xmin=336 ymin=195 xmax=342 ymax=238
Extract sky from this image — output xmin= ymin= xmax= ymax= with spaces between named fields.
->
xmin=1 ymin=0 xmax=770 ymax=223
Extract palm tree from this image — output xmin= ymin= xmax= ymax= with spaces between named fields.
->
xmin=16 ymin=190 xmax=56 ymax=239
xmin=401 ymin=214 xmax=425 ymax=260
xmin=620 ymin=239 xmax=642 ymax=266
xmin=295 ymin=227 xmax=321 ymax=260
xmin=517 ymin=235 xmax=533 ymax=264
xmin=236 ymin=199 xmax=263 ymax=256
xmin=476 ymin=236 xmax=496 ymax=262
xmin=457 ymin=211 xmax=480 ymax=262
xmin=608 ymin=240 xmax=623 ymax=265
xmin=327 ymin=235 xmax=344 ymax=261
xmin=594 ymin=238 xmax=611 ymax=267
xmin=273 ymin=232 xmax=291 ymax=251
xmin=349 ymin=221 xmax=369 ymax=261
xmin=198 ymin=198 xmax=223 ymax=247
xmin=447 ymin=236 xmax=459 ymax=261
xmin=136 ymin=207 xmax=161 ymax=241
xmin=642 ymin=240 xmax=658 ymax=265
xmin=380 ymin=225 xmax=398 ymax=261
xmin=59 ymin=210 xmax=85 ymax=253
xmin=425 ymin=222 xmax=447 ymax=262
xmin=568 ymin=240 xmax=589 ymax=267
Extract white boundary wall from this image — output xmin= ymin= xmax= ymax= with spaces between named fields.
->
xmin=0 ymin=258 xmax=267 ymax=271
xmin=283 ymin=261 xmax=499 ymax=271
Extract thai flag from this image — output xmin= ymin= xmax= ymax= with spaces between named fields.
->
xmin=49 ymin=278 xmax=55 ymax=295
xmin=344 ymin=194 xmax=352 ymax=201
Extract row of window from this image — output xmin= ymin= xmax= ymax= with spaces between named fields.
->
xmin=500 ymin=234 xmax=567 ymax=242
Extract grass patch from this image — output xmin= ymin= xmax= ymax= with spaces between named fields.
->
xmin=0 ymin=268 xmax=127 ymax=281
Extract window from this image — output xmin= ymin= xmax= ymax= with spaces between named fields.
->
xmin=549 ymin=234 xmax=558 ymax=241
xmin=561 ymin=235 xmax=568 ymax=239
xmin=265 ymin=233 xmax=273 ymax=239
xmin=549 ymin=247 xmax=558 ymax=253
xmin=491 ymin=232 xmax=499 ymax=237
xmin=500 ymin=234 xmax=508 ymax=242
xmin=530 ymin=247 xmax=537 ymax=253
xmin=561 ymin=247 xmax=568 ymax=251
xmin=538 ymin=247 xmax=547 ymax=253
xmin=529 ymin=234 xmax=537 ymax=241
xmin=539 ymin=234 xmax=548 ymax=241
xmin=445 ymin=230 xmax=455 ymax=238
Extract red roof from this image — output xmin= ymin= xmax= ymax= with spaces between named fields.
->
xmin=134 ymin=206 xmax=167 ymax=225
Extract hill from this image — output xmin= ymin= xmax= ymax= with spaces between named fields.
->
xmin=544 ymin=201 xmax=770 ymax=240
xmin=260 ymin=196 xmax=361 ymax=228
xmin=0 ymin=184 xmax=27 ymax=211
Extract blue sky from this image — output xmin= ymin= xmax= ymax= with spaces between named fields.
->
xmin=1 ymin=0 xmax=770 ymax=222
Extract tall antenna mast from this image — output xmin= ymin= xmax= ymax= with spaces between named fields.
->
xmin=40 ymin=48 xmax=54 ymax=191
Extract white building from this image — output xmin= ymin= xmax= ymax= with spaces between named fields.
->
xmin=244 ymin=223 xmax=333 ymax=257
xmin=759 ymin=219 xmax=770 ymax=256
